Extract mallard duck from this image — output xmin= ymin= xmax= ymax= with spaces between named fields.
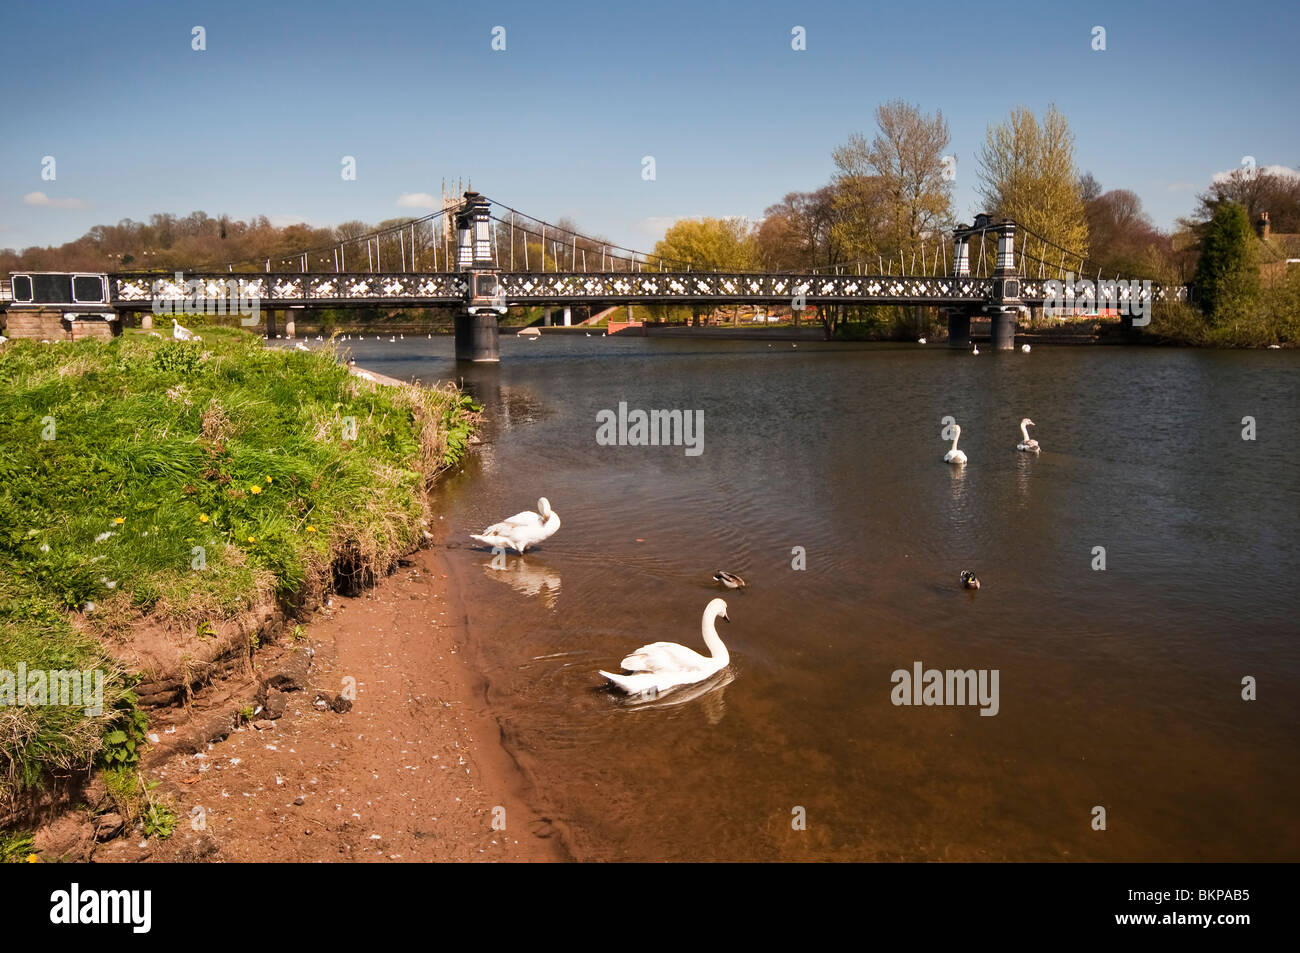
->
xmin=600 ymin=599 xmax=731 ymax=697
xmin=961 ymin=570 xmax=980 ymax=590
xmin=713 ymin=571 xmax=746 ymax=589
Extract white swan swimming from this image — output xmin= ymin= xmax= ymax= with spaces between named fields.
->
xmin=918 ymin=337 xmax=927 ymax=344
xmin=470 ymin=497 xmax=560 ymax=554
xmin=972 ymin=344 xmax=980 ymax=355
xmin=600 ymin=598 xmax=731 ymax=697
xmin=944 ymin=424 xmax=968 ymax=465
xmin=1021 ymin=343 xmax=1031 ymax=353
xmin=1016 ymin=417 xmax=1040 ymax=453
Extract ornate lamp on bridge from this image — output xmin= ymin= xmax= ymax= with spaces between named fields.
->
xmin=454 ymin=191 xmax=507 ymax=362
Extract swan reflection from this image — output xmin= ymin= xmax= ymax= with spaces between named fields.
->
xmin=483 ymin=555 xmax=562 ymax=609
xmin=619 ymin=667 xmax=735 ymax=725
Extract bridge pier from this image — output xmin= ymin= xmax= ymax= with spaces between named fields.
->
xmin=988 ymin=308 xmax=1017 ymax=350
xmin=946 ymin=309 xmax=972 ymax=349
xmin=454 ymin=311 xmax=500 ymax=362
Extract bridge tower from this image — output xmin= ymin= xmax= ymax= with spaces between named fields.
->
xmin=946 ymin=225 xmax=973 ymax=348
xmin=986 ymin=220 xmax=1021 ymax=350
xmin=453 ymin=191 xmax=505 ymax=362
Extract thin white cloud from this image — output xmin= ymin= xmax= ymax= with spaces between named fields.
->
xmin=23 ymin=191 xmax=87 ymax=209
xmin=1211 ymin=164 xmax=1300 ymax=184
xmin=397 ymin=192 xmax=438 ymax=209
xmin=269 ymin=214 xmax=313 ymax=228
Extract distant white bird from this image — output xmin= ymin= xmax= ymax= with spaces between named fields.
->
xmin=470 ymin=497 xmax=560 ymax=554
xmin=944 ymin=423 xmax=968 ymax=465
xmin=295 ymin=342 xmax=310 ymax=351
xmin=389 ymin=336 xmax=396 ymax=343
xmin=1016 ymin=418 xmax=1041 ymax=453
xmin=171 ymin=318 xmax=193 ymax=341
xmin=600 ymin=598 xmax=732 ymax=697
xmin=972 ymin=344 xmax=980 ymax=355
xmin=918 ymin=337 xmax=927 ymax=344
xmin=1021 ymin=343 xmax=1031 ymax=353
xmin=0 ymin=335 xmax=7 ymax=345
xmin=356 ymin=370 xmax=374 ymax=381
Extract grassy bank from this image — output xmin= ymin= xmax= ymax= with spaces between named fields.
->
xmin=0 ymin=327 xmax=477 ymax=814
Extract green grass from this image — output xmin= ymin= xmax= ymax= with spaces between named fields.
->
xmin=0 ymin=327 xmax=477 ymax=810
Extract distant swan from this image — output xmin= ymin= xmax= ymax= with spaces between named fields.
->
xmin=1021 ymin=344 xmax=1031 ymax=353
xmin=918 ymin=337 xmax=927 ymax=344
xmin=713 ymin=571 xmax=746 ymax=589
xmin=600 ymin=598 xmax=731 ymax=697
xmin=944 ymin=424 xmax=968 ymax=465
xmin=1016 ymin=418 xmax=1040 ymax=453
xmin=972 ymin=344 xmax=980 ymax=355
xmin=470 ymin=497 xmax=560 ymax=554
xmin=171 ymin=318 xmax=193 ymax=341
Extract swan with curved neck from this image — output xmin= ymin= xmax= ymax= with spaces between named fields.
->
xmin=944 ymin=424 xmax=968 ymax=465
xmin=470 ymin=497 xmax=560 ymax=554
xmin=1016 ymin=418 xmax=1040 ymax=453
xmin=600 ymin=598 xmax=731 ymax=697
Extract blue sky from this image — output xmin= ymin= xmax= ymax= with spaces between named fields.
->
xmin=3 ymin=0 xmax=1297 ymax=252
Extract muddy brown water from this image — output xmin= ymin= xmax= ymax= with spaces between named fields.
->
xmin=345 ymin=333 xmax=1299 ymax=861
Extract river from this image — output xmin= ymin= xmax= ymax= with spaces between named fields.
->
xmin=347 ymin=332 xmax=1299 ymax=861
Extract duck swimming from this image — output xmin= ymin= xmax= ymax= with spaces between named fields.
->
xmin=713 ymin=571 xmax=746 ymax=589
xmin=961 ymin=570 xmax=980 ymax=590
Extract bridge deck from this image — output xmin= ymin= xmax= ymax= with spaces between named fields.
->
xmin=105 ymin=271 xmax=1181 ymax=310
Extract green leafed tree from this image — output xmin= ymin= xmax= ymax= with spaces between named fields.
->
xmin=831 ymin=101 xmax=953 ymax=266
xmin=653 ymin=217 xmax=757 ymax=272
xmin=977 ymin=105 xmax=1089 ymax=267
xmin=1192 ymin=201 xmax=1260 ymax=324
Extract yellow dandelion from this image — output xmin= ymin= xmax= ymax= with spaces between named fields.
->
xmin=306 ymin=525 xmax=317 ymax=533
xmin=26 ymin=854 xmax=38 ymax=863
xmin=250 ymin=485 xmax=262 ymax=495
xmin=114 ymin=517 xmax=125 ymax=524
xmin=199 ymin=514 xmax=210 ymax=524
xmin=265 ymin=475 xmax=273 ymax=483
xmin=247 ymin=536 xmax=256 ymax=543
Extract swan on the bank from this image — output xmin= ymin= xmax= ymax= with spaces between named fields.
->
xmin=713 ymin=571 xmax=746 ymax=589
xmin=944 ymin=424 xmax=968 ymax=465
xmin=171 ymin=318 xmax=193 ymax=341
xmin=1016 ymin=418 xmax=1040 ymax=453
xmin=961 ymin=570 xmax=981 ymax=590
xmin=600 ymin=598 xmax=731 ymax=697
xmin=470 ymin=497 xmax=560 ymax=554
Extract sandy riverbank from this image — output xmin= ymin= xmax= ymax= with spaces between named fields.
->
xmin=94 ymin=543 xmax=567 ymax=863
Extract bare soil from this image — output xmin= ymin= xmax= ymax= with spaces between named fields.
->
xmin=36 ymin=545 xmax=567 ymax=863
